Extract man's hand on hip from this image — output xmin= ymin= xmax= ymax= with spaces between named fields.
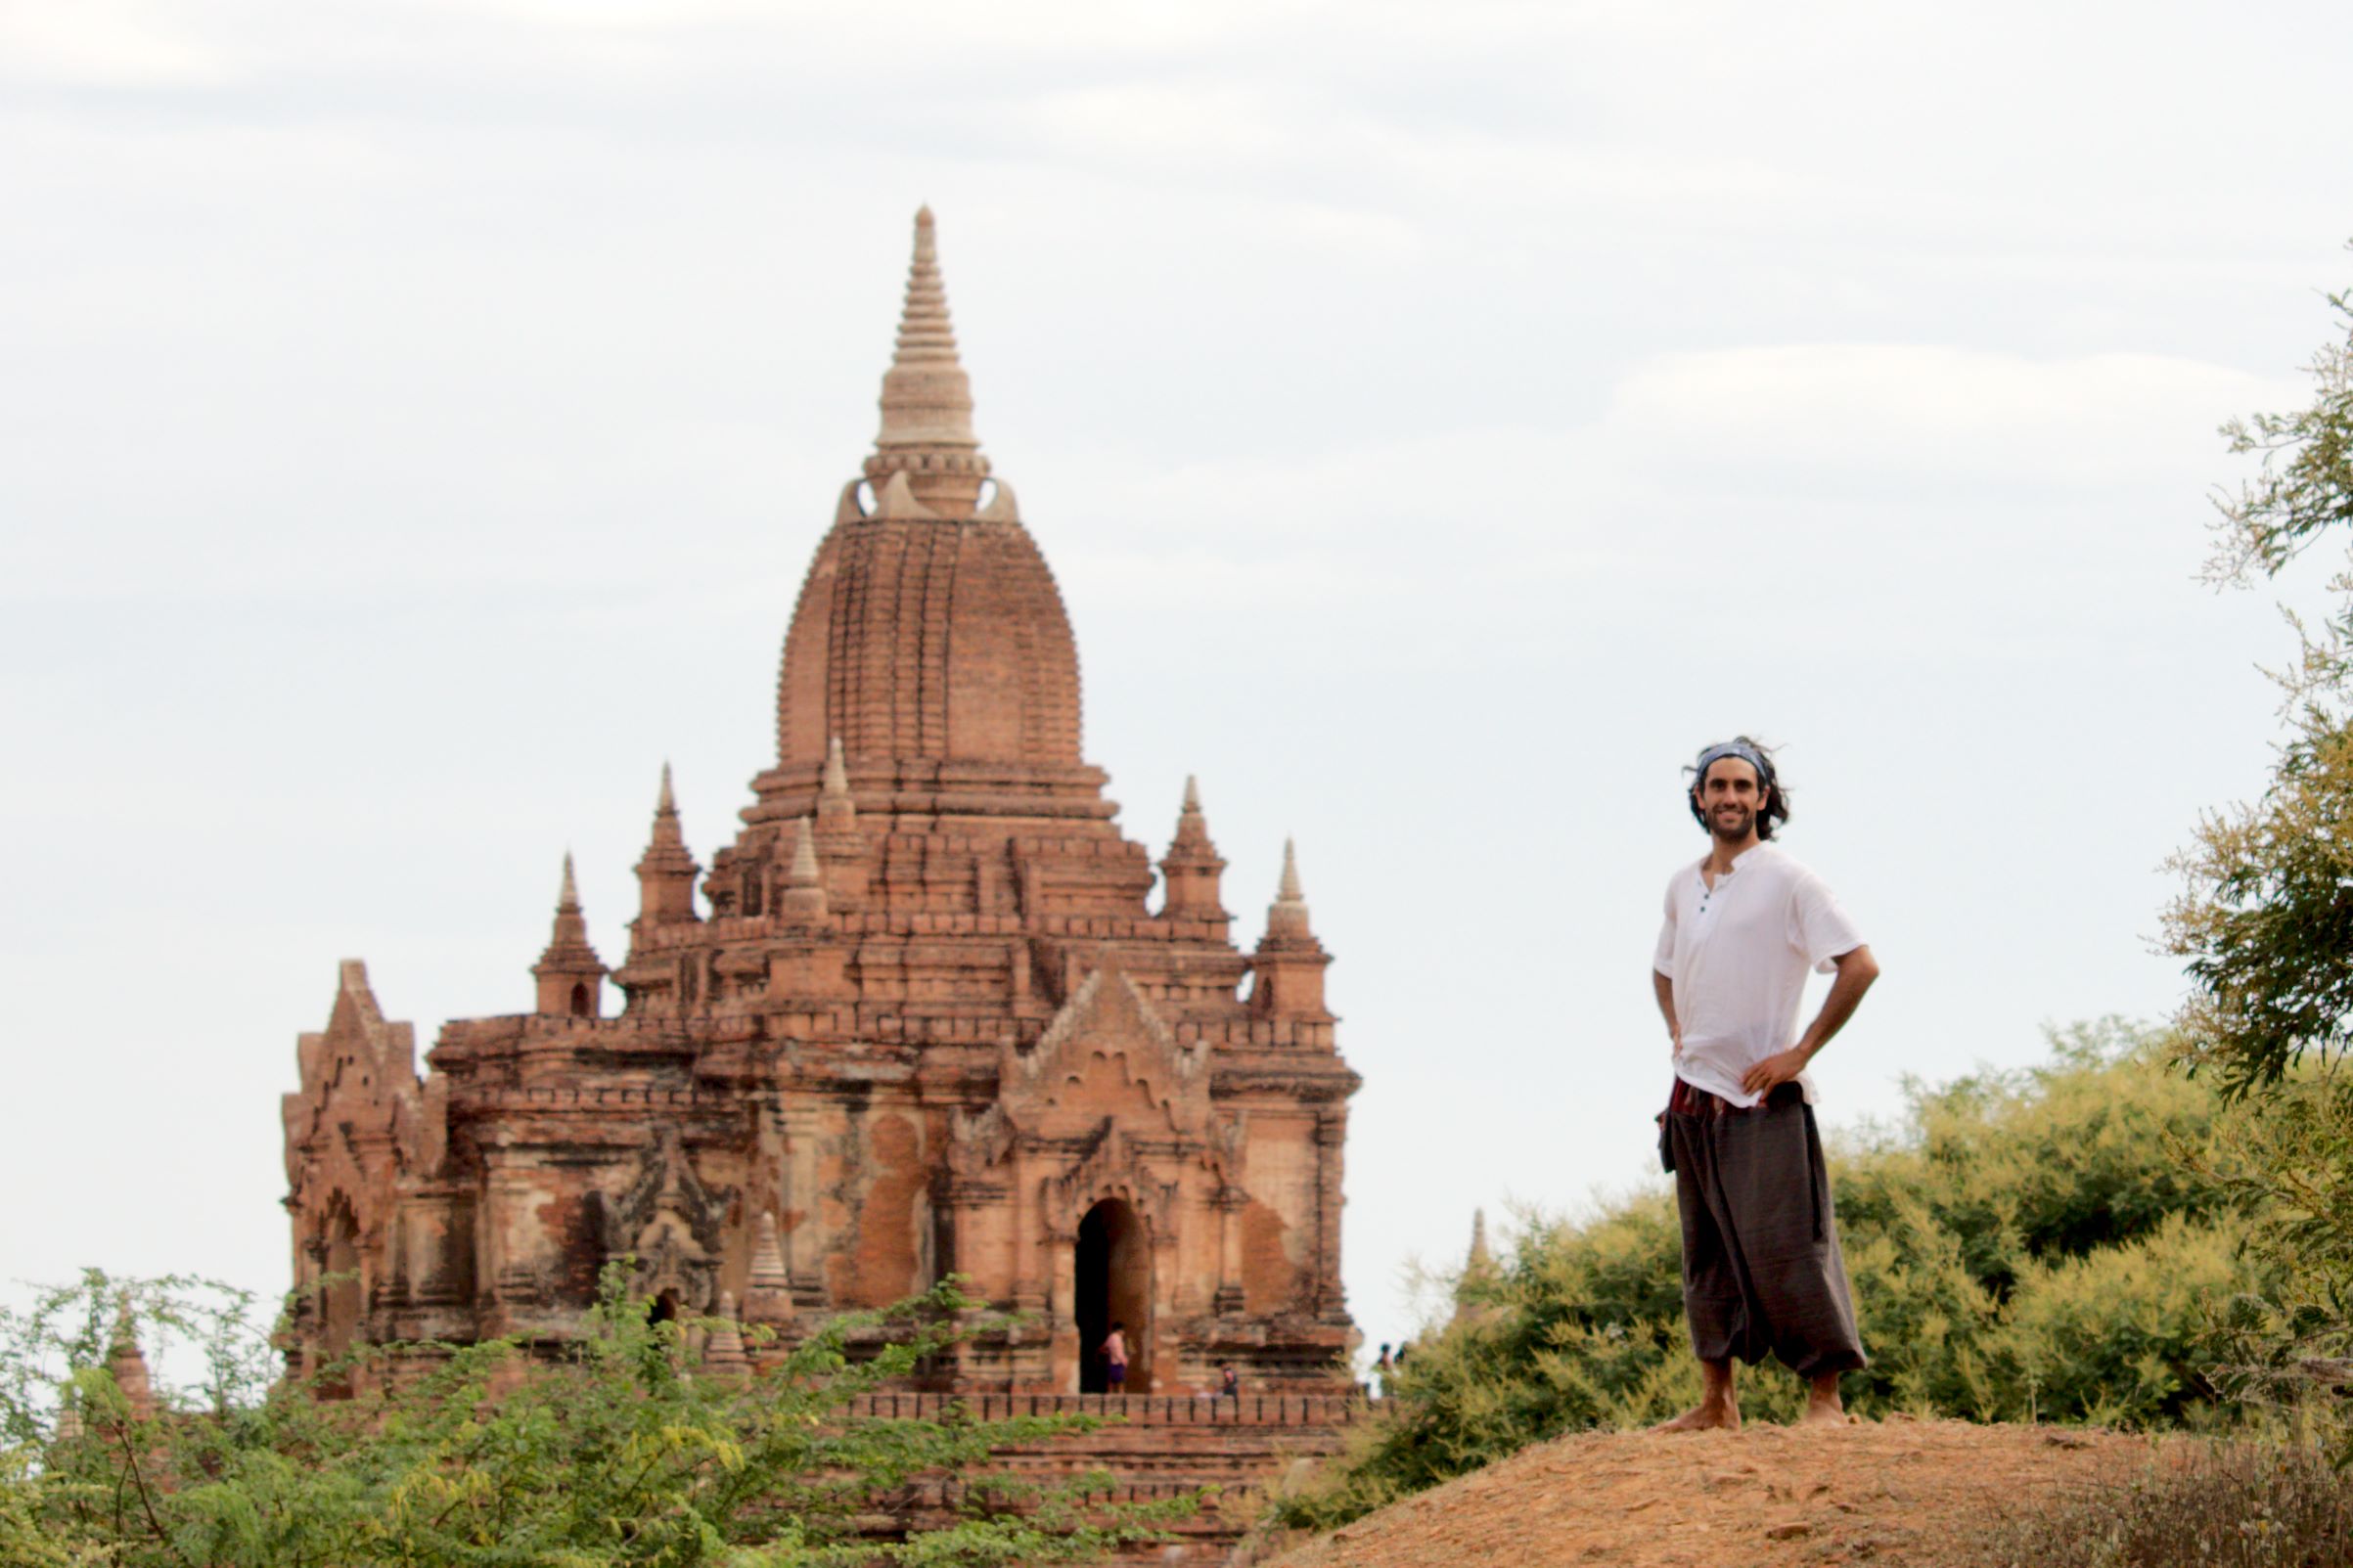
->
xmin=1740 ymin=1047 xmax=1810 ymax=1098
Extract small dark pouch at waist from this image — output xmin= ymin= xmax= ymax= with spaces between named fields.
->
xmin=1659 ymin=1079 xmax=1805 ymax=1172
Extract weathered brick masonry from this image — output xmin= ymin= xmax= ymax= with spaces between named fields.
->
xmin=278 ymin=207 xmax=1362 ymax=1549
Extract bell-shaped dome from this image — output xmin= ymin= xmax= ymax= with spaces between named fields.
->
xmin=765 ymin=210 xmax=1091 ymax=810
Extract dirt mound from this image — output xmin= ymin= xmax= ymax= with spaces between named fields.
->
xmin=1265 ymin=1416 xmax=2154 ymax=1567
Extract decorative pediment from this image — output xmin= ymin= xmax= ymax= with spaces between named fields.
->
xmin=604 ymin=1127 xmax=722 ymax=1314
xmin=1001 ymin=962 xmax=1206 ymax=1138
xmin=284 ymin=961 xmax=447 ymax=1196
xmin=1041 ymin=1118 xmax=1182 ymax=1238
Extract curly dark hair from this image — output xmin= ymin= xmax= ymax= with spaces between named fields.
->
xmin=1684 ymin=735 xmax=1792 ymax=840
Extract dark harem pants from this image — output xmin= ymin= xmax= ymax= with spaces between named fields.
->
xmin=1667 ymin=1082 xmax=1868 ymax=1378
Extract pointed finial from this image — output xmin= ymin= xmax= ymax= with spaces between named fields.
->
xmin=703 ymin=1291 xmax=749 ymax=1373
xmin=1454 ymin=1208 xmax=1500 ymax=1324
xmin=870 ymin=469 xmax=937 ymax=520
xmin=894 ymin=207 xmax=951 ymax=364
xmin=747 ymin=1211 xmax=793 ymax=1325
xmin=780 ymin=817 xmax=830 ymax=925
xmin=869 ymin=207 xmax=989 ymax=513
xmin=1159 ymin=772 xmax=1225 ymax=916
xmin=1262 ymin=836 xmax=1315 ymax=945
xmin=657 ymin=761 xmax=676 ymax=815
xmin=788 ymin=817 xmax=821 ymax=888
xmin=537 ymin=851 xmax=605 ymax=1013
xmin=818 ymin=736 xmax=857 ymax=829
xmin=877 ymin=207 xmax=973 ymax=439
xmin=1164 ymin=773 xmax=1218 ymax=861
xmin=749 ymin=1212 xmax=791 ymax=1290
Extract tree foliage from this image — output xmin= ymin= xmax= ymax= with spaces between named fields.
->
xmin=2201 ymin=269 xmax=2353 ymax=588
xmin=2167 ymin=260 xmax=2353 ymax=1095
xmin=2162 ymin=248 xmax=2353 ymax=1457
xmin=0 ymin=1267 xmax=1189 ymax=1567
xmin=1269 ymin=1025 xmax=2267 ymax=1531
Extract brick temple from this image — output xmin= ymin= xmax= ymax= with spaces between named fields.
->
xmin=279 ymin=210 xmax=1361 ymax=1455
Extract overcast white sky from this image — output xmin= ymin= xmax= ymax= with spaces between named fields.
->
xmin=5 ymin=0 xmax=2352 ymax=1368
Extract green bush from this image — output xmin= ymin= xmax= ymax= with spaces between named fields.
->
xmin=2198 ymin=1069 xmax=2353 ymax=1460
xmin=0 ymin=1265 xmax=1189 ymax=1567
xmin=1269 ymin=1022 xmax=2266 ymax=1531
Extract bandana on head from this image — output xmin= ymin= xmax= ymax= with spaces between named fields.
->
xmin=1694 ymin=739 xmax=1773 ymax=789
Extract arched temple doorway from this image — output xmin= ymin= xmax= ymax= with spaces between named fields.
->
xmin=1074 ymin=1198 xmax=1152 ymax=1394
xmin=318 ymin=1196 xmax=361 ymax=1398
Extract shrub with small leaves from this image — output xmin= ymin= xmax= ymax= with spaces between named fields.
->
xmin=1266 ymin=1024 xmax=2265 ymax=1533
xmin=0 ymin=1264 xmax=1192 ymax=1567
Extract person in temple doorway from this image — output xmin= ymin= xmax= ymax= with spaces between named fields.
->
xmin=1100 ymin=1322 xmax=1128 ymax=1390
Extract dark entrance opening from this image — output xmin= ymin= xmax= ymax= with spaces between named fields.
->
xmin=1074 ymin=1198 xmax=1151 ymax=1394
xmin=317 ymin=1197 xmax=361 ymax=1400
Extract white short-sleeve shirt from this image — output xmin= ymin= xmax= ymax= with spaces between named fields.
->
xmin=1652 ymin=842 xmax=1865 ymax=1107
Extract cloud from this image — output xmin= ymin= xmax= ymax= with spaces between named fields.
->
xmin=1598 ymin=344 xmax=2282 ymax=494
xmin=0 ymin=2 xmax=238 ymax=86
xmin=1045 ymin=344 xmax=2278 ymax=552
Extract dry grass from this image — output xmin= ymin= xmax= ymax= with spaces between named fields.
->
xmin=1263 ymin=1416 xmax=2153 ymax=1568
xmin=1959 ymin=1439 xmax=2352 ymax=1568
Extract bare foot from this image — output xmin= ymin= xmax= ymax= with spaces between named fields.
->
xmin=1799 ymin=1397 xmax=1847 ymax=1427
xmin=1651 ymin=1403 xmax=1741 ymax=1433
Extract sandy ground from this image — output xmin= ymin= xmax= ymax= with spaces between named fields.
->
xmin=1263 ymin=1416 xmax=2154 ymax=1567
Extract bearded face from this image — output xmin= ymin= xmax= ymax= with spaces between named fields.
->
xmin=1695 ymin=757 xmax=1766 ymax=844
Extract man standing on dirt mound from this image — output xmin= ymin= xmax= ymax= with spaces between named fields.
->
xmin=1651 ymin=737 xmax=1879 ymax=1430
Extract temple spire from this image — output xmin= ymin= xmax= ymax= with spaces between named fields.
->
xmin=535 ymin=849 xmax=606 ymax=1016
xmin=1159 ymin=774 xmax=1227 ymax=922
xmin=1250 ymin=835 xmax=1330 ymax=1019
xmin=647 ymin=767 xmax=687 ymax=852
xmin=823 ymin=736 xmax=850 ymax=797
xmin=107 ymin=1297 xmax=156 ymax=1419
xmin=1266 ymin=837 xmax=1313 ymax=942
xmin=780 ymin=817 xmax=830 ymax=925
xmin=635 ymin=765 xmax=701 ymax=930
xmin=703 ymin=1292 xmax=750 ymax=1377
xmin=1454 ymin=1209 xmax=1502 ymax=1326
xmin=818 ymin=736 xmax=857 ymax=829
xmin=746 ymin=1211 xmax=793 ymax=1325
xmin=866 ymin=207 xmax=991 ymax=515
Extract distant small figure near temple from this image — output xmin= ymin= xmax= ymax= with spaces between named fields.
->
xmin=278 ymin=208 xmax=1362 ymax=1408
